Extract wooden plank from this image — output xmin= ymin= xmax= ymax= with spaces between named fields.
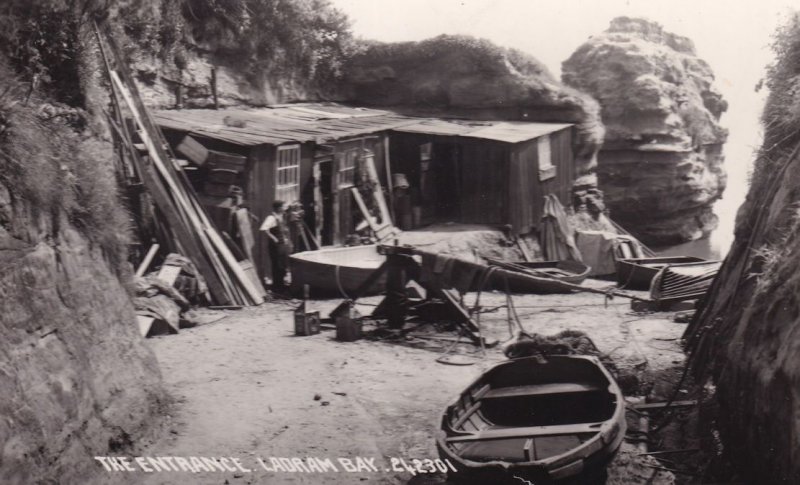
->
xmin=437 ymin=288 xmax=482 ymax=344
xmin=204 ymin=227 xmax=265 ymax=304
xmin=207 ymin=150 xmax=247 ymax=171
xmin=517 ymin=239 xmax=533 ymax=262
xmin=177 ymin=135 xmax=209 ymax=166
xmin=363 ymin=153 xmax=393 ymax=226
xmin=234 ymin=208 xmax=256 ymax=262
xmin=157 ymin=265 xmax=182 ymax=286
xmin=135 ymin=243 xmax=159 ymax=277
xmin=483 ymin=382 xmax=603 ymax=399
xmin=239 ymin=260 xmax=267 ymax=298
xmin=633 ymin=400 xmax=697 ymax=411
xmin=137 ymin=315 xmax=155 ymax=337
xmin=445 ymin=422 xmax=603 ymax=443
xmin=351 ymin=188 xmax=380 ymax=233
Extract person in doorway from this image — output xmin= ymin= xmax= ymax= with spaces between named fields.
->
xmin=259 ymin=200 xmax=292 ymax=293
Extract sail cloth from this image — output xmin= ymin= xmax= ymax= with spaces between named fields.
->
xmin=539 ymin=194 xmax=582 ymax=262
xmin=576 ymin=230 xmax=645 ymax=277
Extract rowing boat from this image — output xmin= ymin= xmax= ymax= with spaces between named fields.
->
xmin=289 ymin=245 xmax=386 ymax=297
xmin=436 ymin=355 xmax=626 ymax=484
xmin=615 ymin=256 xmax=710 ymax=290
xmin=486 ymin=259 xmax=591 ymax=293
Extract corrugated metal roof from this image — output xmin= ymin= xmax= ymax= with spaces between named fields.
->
xmin=152 ymin=103 xmax=573 ymax=147
xmin=394 ymin=120 xmax=574 ymax=143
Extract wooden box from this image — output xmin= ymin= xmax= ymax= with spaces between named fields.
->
xmin=334 ymin=302 xmax=362 ymax=342
xmin=294 ymin=310 xmax=321 ymax=336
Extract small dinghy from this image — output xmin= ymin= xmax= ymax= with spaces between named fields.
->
xmin=436 ymin=355 xmax=626 ymax=484
xmin=486 ymin=259 xmax=591 ymax=293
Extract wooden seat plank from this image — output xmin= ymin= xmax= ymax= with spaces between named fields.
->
xmin=483 ymin=382 xmax=604 ymax=399
xmin=446 ymin=423 xmax=602 ymax=443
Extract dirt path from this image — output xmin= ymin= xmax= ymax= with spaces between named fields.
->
xmin=110 ymin=283 xmax=683 ymax=485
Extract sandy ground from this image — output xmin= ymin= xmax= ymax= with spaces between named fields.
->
xmin=111 ymin=280 xmax=684 ymax=485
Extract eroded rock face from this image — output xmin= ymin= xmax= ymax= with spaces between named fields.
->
xmin=682 ymin=14 xmax=800 ymax=482
xmin=0 ymin=185 xmax=165 ymax=484
xmin=338 ymin=35 xmax=607 ymax=212
xmin=563 ymin=17 xmax=728 ymax=244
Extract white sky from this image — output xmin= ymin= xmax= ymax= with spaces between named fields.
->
xmin=330 ymin=0 xmax=797 ymax=256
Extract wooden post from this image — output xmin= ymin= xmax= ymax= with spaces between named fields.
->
xmin=385 ymin=253 xmax=409 ymax=329
xmin=175 ymin=84 xmax=183 ymax=109
xmin=383 ymin=136 xmax=395 ymax=222
xmin=211 ymin=68 xmax=219 ymax=109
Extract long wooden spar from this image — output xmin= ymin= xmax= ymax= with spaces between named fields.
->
xmin=376 ymin=244 xmax=648 ymax=302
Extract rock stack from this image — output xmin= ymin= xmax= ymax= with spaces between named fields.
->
xmin=563 ymin=17 xmax=728 ymax=245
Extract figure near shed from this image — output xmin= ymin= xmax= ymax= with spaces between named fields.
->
xmin=260 ymin=200 xmax=292 ymax=293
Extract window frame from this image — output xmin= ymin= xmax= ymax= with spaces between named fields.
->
xmin=275 ymin=144 xmax=301 ymax=203
xmin=537 ymin=135 xmax=556 ymax=181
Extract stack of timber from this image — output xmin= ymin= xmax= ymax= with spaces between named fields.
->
xmin=97 ymin=25 xmax=264 ymax=306
xmin=649 ymin=261 xmax=721 ymax=308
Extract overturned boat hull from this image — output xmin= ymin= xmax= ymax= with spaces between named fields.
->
xmin=616 ymin=256 xmax=709 ymax=290
xmin=436 ymin=355 xmax=625 ymax=484
xmin=289 ymin=245 xmax=386 ymax=297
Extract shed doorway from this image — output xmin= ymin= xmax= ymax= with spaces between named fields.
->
xmin=313 ymin=158 xmax=335 ymax=246
xmin=420 ymin=142 xmax=461 ymax=225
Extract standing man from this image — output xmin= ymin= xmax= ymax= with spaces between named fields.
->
xmin=260 ymin=200 xmax=292 ymax=293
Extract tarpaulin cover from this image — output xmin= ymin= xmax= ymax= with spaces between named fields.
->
xmin=538 ymin=195 xmax=582 ymax=262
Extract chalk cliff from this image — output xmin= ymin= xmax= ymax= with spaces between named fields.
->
xmin=338 ymin=35 xmax=607 ymax=213
xmin=563 ymin=17 xmax=728 ymax=244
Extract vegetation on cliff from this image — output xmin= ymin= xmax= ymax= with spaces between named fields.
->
xmin=0 ymin=0 xmax=357 ymax=108
xmin=0 ymin=59 xmax=129 ymax=275
xmin=683 ymin=10 xmax=800 ymax=484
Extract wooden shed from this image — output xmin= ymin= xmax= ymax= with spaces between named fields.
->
xmin=151 ymin=104 xmax=412 ymax=281
xmin=388 ymin=120 xmax=575 ymax=236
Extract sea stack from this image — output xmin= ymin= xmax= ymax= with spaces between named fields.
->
xmin=563 ymin=17 xmax=728 ymax=245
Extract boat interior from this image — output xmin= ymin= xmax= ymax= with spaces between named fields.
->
xmin=441 ymin=357 xmax=618 ymax=463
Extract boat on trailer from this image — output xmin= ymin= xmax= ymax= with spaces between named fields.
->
xmin=615 ymin=256 xmax=711 ymax=290
xmin=436 ymin=355 xmax=626 ymax=484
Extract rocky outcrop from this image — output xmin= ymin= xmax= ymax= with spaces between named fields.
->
xmin=563 ymin=17 xmax=728 ymax=244
xmin=0 ymin=63 xmax=166 ymax=482
xmin=682 ymin=13 xmax=800 ymax=484
xmin=0 ymin=191 xmax=165 ymax=484
xmin=338 ymin=35 xmax=606 ymax=213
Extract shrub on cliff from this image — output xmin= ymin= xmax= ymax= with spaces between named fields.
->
xmin=0 ymin=59 xmax=130 ymax=275
xmin=761 ymin=12 xmax=800 ymax=163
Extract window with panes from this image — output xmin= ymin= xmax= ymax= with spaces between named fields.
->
xmin=275 ymin=145 xmax=301 ymax=202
